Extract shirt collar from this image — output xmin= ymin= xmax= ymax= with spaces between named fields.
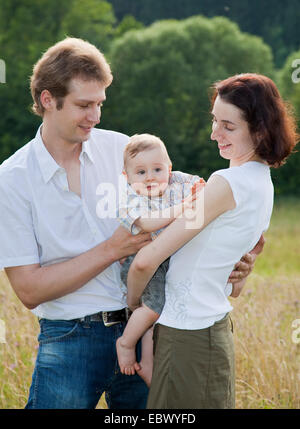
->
xmin=81 ymin=138 xmax=95 ymax=165
xmin=33 ymin=125 xmax=95 ymax=183
xmin=33 ymin=125 xmax=62 ymax=184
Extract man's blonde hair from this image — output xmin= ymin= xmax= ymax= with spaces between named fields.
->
xmin=30 ymin=37 xmax=113 ymax=117
xmin=123 ymin=134 xmax=172 ymax=170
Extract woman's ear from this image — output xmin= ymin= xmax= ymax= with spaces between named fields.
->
xmin=253 ymin=125 xmax=264 ymax=146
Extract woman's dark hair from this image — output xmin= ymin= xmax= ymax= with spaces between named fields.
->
xmin=211 ymin=73 xmax=299 ymax=167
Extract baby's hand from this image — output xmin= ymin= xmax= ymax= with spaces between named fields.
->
xmin=182 ymin=179 xmax=206 ymax=211
xmin=191 ymin=178 xmax=206 ymax=196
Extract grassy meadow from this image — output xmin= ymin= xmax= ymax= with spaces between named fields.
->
xmin=0 ymin=198 xmax=299 ymax=409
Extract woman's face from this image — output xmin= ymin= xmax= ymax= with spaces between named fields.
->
xmin=211 ymin=95 xmax=257 ymax=165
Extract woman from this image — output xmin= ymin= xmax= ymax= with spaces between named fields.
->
xmin=126 ymin=73 xmax=298 ymax=408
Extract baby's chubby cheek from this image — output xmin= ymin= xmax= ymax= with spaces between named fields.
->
xmin=158 ymin=182 xmax=169 ymax=193
xmin=131 ymin=182 xmax=145 ymax=195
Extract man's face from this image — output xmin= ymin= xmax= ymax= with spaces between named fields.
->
xmin=46 ymin=78 xmax=106 ymax=144
xmin=125 ymin=147 xmax=171 ymax=197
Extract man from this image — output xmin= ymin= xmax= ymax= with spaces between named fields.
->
xmin=0 ymin=38 xmax=260 ymax=409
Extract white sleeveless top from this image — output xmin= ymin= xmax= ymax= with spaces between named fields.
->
xmin=157 ymin=161 xmax=274 ymax=330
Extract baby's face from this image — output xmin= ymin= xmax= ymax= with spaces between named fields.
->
xmin=125 ymin=147 xmax=171 ymax=197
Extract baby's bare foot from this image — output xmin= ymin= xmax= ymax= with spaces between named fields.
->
xmin=116 ymin=337 xmax=138 ymax=375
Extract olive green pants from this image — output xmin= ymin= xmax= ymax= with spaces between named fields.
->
xmin=147 ymin=314 xmax=235 ymax=409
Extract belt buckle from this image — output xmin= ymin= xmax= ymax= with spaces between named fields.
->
xmin=102 ymin=311 xmax=118 ymax=327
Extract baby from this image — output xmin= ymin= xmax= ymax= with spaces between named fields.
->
xmin=116 ymin=133 xmax=205 ymax=386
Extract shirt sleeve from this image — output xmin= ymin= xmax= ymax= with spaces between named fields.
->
xmin=170 ymin=171 xmax=201 ymax=185
xmin=0 ymin=179 xmax=40 ymax=269
xmin=169 ymin=171 xmax=202 ymax=200
xmin=210 ymin=167 xmax=248 ymax=208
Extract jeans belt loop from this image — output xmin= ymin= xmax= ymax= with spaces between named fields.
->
xmin=83 ymin=315 xmax=91 ymax=328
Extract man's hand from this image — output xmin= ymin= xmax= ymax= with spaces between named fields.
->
xmin=108 ymin=226 xmax=152 ymax=262
xmin=229 ymin=234 xmax=265 ymax=297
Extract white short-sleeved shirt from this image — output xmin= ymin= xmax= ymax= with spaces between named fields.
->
xmin=0 ymin=126 xmax=129 ymax=320
xmin=158 ymin=161 xmax=274 ymax=330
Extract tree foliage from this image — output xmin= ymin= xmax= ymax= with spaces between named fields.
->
xmin=102 ymin=16 xmax=274 ymax=180
xmin=0 ymin=2 xmax=299 ymax=195
xmin=0 ymin=0 xmax=117 ymax=161
xmin=60 ymin=0 xmax=116 ymax=51
xmin=272 ymin=50 xmax=300 ymax=196
xmin=108 ymin=0 xmax=300 ymax=67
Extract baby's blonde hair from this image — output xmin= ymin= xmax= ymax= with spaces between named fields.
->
xmin=123 ymin=134 xmax=172 ymax=171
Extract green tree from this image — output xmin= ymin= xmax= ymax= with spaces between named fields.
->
xmin=108 ymin=0 xmax=300 ymax=67
xmin=103 ymin=15 xmax=274 ymax=180
xmin=60 ymin=0 xmax=116 ymax=51
xmin=272 ymin=50 xmax=300 ymax=196
xmin=114 ymin=15 xmax=144 ymax=39
xmin=0 ymin=0 xmax=117 ymax=163
xmin=0 ymin=0 xmax=71 ymax=160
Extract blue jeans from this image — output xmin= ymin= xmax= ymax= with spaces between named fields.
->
xmin=25 ymin=317 xmax=148 ymax=409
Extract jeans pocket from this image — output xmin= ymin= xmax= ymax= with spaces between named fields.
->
xmin=38 ymin=319 xmax=79 ymax=344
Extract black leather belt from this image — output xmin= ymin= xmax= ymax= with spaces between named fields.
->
xmin=77 ymin=308 xmax=132 ymax=327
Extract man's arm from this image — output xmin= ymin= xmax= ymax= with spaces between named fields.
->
xmin=5 ymin=226 xmax=151 ymax=310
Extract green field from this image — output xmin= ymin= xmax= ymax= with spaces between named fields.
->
xmin=0 ymin=198 xmax=299 ymax=409
xmin=255 ymin=198 xmax=300 ymax=277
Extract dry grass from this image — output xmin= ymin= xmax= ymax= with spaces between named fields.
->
xmin=231 ymin=274 xmax=300 ymax=408
xmin=0 ymin=198 xmax=299 ymax=409
xmin=0 ymin=272 xmax=108 ymax=409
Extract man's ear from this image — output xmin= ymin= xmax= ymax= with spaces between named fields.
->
xmin=169 ymin=164 xmax=172 ymax=174
xmin=40 ymin=89 xmax=56 ymax=112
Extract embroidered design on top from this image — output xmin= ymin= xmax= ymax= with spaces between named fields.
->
xmin=163 ymin=278 xmax=192 ymax=323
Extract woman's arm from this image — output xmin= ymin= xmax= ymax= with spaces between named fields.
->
xmin=126 ymin=174 xmax=235 ymax=309
xmin=134 ymin=179 xmax=206 ymax=232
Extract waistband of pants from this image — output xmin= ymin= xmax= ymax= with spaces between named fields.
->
xmin=75 ymin=308 xmax=132 ymax=327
